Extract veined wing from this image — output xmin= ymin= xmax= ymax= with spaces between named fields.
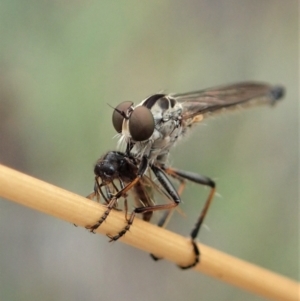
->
xmin=172 ymin=82 xmax=285 ymax=120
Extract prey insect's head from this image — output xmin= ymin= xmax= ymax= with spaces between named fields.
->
xmin=93 ymin=152 xmax=126 ymax=184
xmin=94 ymin=159 xmax=117 ymax=184
xmin=112 ymin=101 xmax=155 ymax=142
xmin=94 ymin=151 xmax=139 ymax=187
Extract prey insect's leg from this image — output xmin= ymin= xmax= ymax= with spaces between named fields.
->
xmin=86 ymin=177 xmax=122 ymax=233
xmin=163 ymin=166 xmax=216 ymax=269
xmin=107 ymin=210 xmax=136 ymax=242
xmin=106 ymin=193 xmax=132 ymax=242
xmin=86 ymin=196 xmax=119 ymax=233
xmin=87 ymin=176 xmax=111 ymax=203
xmin=132 ymin=165 xmax=182 ymax=215
xmin=83 ymin=177 xmax=108 ymax=228
xmin=86 ymin=179 xmax=103 ymax=202
xmin=133 ymin=181 xmax=154 ymax=222
xmin=108 ymin=161 xmax=181 ymax=241
xmin=106 ymin=156 xmax=149 ymax=241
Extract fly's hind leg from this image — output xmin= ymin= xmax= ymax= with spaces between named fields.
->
xmin=162 ymin=166 xmax=216 ymax=269
xmin=149 ymin=209 xmax=174 ymax=261
xmin=149 ymin=173 xmax=185 ymax=261
xmin=152 ymin=173 xmax=186 ymax=233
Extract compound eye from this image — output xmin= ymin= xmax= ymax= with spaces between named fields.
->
xmin=112 ymin=101 xmax=133 ymax=133
xmin=129 ymin=106 xmax=154 ymax=141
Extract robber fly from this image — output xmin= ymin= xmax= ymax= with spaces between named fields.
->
xmin=112 ymin=82 xmax=284 ymax=164
xmin=88 ymin=82 xmax=284 ymax=269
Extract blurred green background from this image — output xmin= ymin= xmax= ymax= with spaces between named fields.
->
xmin=0 ymin=1 xmax=298 ymax=301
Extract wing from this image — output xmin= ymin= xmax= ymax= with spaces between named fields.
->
xmin=172 ymin=82 xmax=285 ymax=120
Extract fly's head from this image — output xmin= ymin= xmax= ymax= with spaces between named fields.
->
xmin=112 ymin=94 xmax=183 ymax=161
xmin=112 ymin=101 xmax=155 ymax=146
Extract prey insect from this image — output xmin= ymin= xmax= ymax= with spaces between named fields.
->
xmin=87 ymin=150 xmax=215 ymax=269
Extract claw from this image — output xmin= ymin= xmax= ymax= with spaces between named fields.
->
xmin=178 ymin=240 xmax=200 ymax=270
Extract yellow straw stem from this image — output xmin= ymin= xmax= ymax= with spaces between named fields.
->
xmin=0 ymin=163 xmax=298 ymax=301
